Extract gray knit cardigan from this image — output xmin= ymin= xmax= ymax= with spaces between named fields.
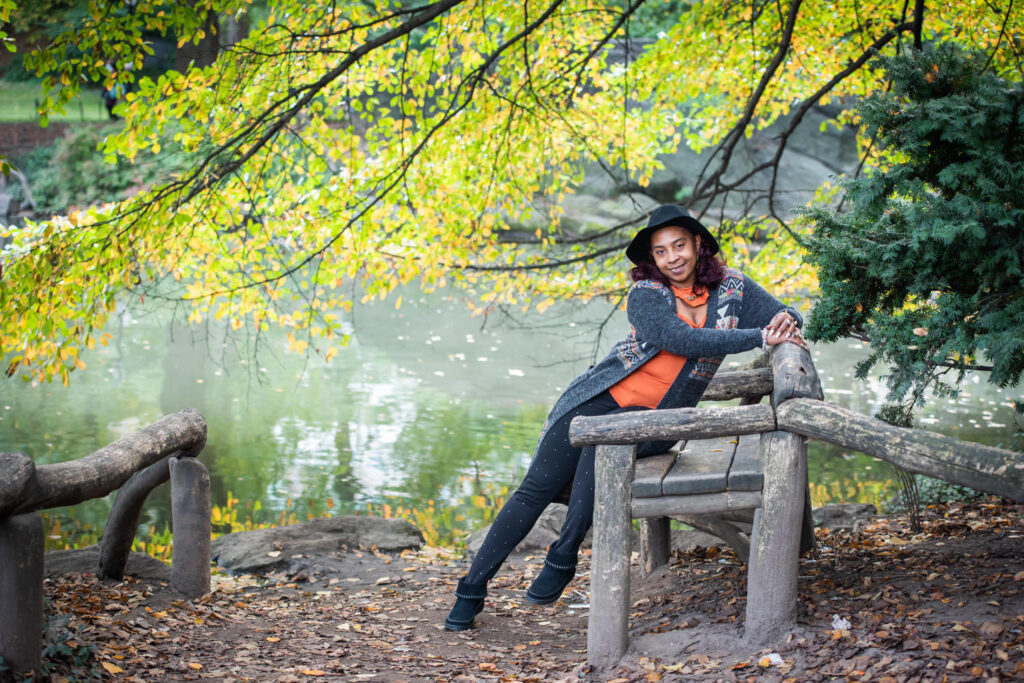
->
xmin=539 ymin=267 xmax=801 ymax=443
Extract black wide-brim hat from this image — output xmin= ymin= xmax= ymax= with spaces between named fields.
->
xmin=625 ymin=204 xmax=719 ymax=265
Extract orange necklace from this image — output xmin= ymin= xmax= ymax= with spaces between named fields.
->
xmin=672 ymin=285 xmax=709 ymax=308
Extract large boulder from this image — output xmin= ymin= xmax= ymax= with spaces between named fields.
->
xmin=813 ymin=503 xmax=877 ymax=529
xmin=211 ymin=515 xmax=423 ymax=574
xmin=44 ymin=545 xmax=170 ymax=581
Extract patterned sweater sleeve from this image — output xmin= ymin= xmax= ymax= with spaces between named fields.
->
xmin=736 ymin=275 xmax=804 ymax=329
xmin=627 ymin=285 xmax=762 ymax=357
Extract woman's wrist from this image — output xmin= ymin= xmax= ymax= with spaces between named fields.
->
xmin=761 ymin=327 xmax=769 ymax=353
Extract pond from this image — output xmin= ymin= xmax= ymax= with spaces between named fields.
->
xmin=1 ymin=289 xmax=1020 ymax=548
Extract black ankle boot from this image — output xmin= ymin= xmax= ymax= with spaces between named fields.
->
xmin=525 ymin=548 xmax=577 ymax=605
xmin=444 ymin=578 xmax=487 ymax=631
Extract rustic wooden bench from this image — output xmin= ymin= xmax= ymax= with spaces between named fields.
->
xmin=570 ymin=344 xmax=822 ymax=667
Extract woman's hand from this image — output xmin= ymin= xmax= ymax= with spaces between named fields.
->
xmin=763 ymin=311 xmax=807 ymax=350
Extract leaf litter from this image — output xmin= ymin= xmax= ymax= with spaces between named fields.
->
xmin=23 ymin=500 xmax=1024 ymax=682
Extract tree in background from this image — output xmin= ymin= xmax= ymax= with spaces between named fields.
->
xmin=803 ymin=44 xmax=1024 ymax=417
xmin=1 ymin=1 xmax=1022 ymax=385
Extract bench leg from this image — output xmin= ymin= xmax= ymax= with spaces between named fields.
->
xmin=745 ymin=430 xmax=806 ymax=646
xmin=640 ymin=517 xmax=671 ymax=574
xmin=588 ymin=444 xmax=636 ymax=669
xmin=0 ymin=512 xmax=43 ymax=676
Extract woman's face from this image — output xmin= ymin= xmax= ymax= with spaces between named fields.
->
xmin=649 ymin=226 xmax=701 ymax=288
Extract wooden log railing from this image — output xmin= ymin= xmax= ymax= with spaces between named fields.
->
xmin=571 ymin=343 xmax=1024 ymax=668
xmin=0 ymin=409 xmax=209 ymax=677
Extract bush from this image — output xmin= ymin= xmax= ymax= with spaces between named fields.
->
xmin=802 ymin=44 xmax=1024 ymax=408
xmin=10 ymin=124 xmax=180 ymax=213
xmin=886 ymin=474 xmax=986 ymax=513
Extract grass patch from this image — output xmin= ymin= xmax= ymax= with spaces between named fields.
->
xmin=0 ymin=80 xmax=111 ymax=122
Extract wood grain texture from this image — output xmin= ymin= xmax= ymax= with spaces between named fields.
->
xmin=745 ymin=431 xmax=806 ymax=645
xmin=570 ymin=404 xmax=775 ymax=447
xmin=777 ymin=398 xmax=1024 ymax=502
xmin=640 ymin=517 xmax=671 ymax=574
xmin=5 ymin=409 xmax=207 ymax=516
xmin=701 ymin=368 xmax=773 ymax=401
xmin=728 ymin=433 xmax=763 ymax=491
xmin=631 ymin=490 xmax=762 ymax=518
xmin=170 ymin=456 xmax=212 ymax=599
xmin=588 ymin=444 xmax=636 ymax=668
xmin=632 ymin=453 xmax=677 ymax=498
xmin=99 ymin=455 xmax=174 ymax=580
xmin=0 ymin=513 xmax=43 ymax=675
xmin=0 ymin=453 xmax=35 ymax=516
xmin=662 ymin=436 xmax=736 ymax=495
xmin=770 ymin=343 xmax=824 ymax=409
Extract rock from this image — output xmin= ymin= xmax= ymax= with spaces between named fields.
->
xmin=813 ymin=503 xmax=877 ymax=529
xmin=211 ymin=515 xmax=423 ymax=574
xmin=44 ymin=545 xmax=170 ymax=581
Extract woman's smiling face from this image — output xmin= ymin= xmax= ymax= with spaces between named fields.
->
xmin=649 ymin=225 xmax=701 ymax=288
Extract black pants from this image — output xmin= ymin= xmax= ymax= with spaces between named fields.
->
xmin=465 ymin=390 xmax=660 ymax=585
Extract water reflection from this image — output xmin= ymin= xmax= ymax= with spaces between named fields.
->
xmin=1 ymin=289 xmax=1019 ymax=546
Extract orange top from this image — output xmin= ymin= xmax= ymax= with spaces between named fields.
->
xmin=609 ymin=287 xmax=707 ymax=410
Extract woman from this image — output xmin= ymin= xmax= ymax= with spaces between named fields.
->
xmin=444 ymin=204 xmax=806 ymax=631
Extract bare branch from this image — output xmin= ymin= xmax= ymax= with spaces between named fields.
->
xmin=691 ymin=0 xmax=804 ymax=215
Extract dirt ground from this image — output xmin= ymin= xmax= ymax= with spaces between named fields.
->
xmin=23 ymin=500 xmax=1024 ymax=682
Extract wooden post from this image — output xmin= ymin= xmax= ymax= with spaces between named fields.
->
xmin=743 ymin=342 xmax=819 ymax=645
xmin=588 ymin=444 xmax=636 ymax=668
xmin=0 ymin=452 xmax=35 ymax=520
xmin=769 ymin=342 xmax=824 ymax=408
xmin=640 ymin=517 xmax=670 ymax=574
xmin=170 ymin=456 xmax=211 ymax=599
xmin=745 ymin=429 xmax=807 ymax=645
xmin=1 ymin=409 xmax=207 ymax=518
xmin=0 ymin=513 xmax=43 ymax=676
xmin=100 ymin=454 xmax=174 ymax=579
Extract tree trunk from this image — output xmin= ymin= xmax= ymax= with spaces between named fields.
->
xmin=175 ymin=8 xmax=219 ymax=72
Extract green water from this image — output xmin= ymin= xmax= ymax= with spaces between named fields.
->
xmin=1 ymin=290 xmax=1020 ymax=544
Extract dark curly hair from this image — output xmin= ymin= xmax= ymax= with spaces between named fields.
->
xmin=628 ymin=236 xmax=726 ymax=294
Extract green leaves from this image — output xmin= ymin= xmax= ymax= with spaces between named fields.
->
xmin=803 ymin=44 xmax=1024 ymax=406
xmin=5 ymin=2 xmax=1024 ymax=383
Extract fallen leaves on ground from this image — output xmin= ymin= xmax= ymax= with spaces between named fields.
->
xmin=28 ymin=500 xmax=1024 ymax=682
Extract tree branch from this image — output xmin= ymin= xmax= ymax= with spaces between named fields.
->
xmin=691 ymin=0 xmax=804 ymax=215
xmin=912 ymin=0 xmax=925 ymax=51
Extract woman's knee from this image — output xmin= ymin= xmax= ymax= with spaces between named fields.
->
xmin=512 ymin=474 xmax=565 ymax=508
